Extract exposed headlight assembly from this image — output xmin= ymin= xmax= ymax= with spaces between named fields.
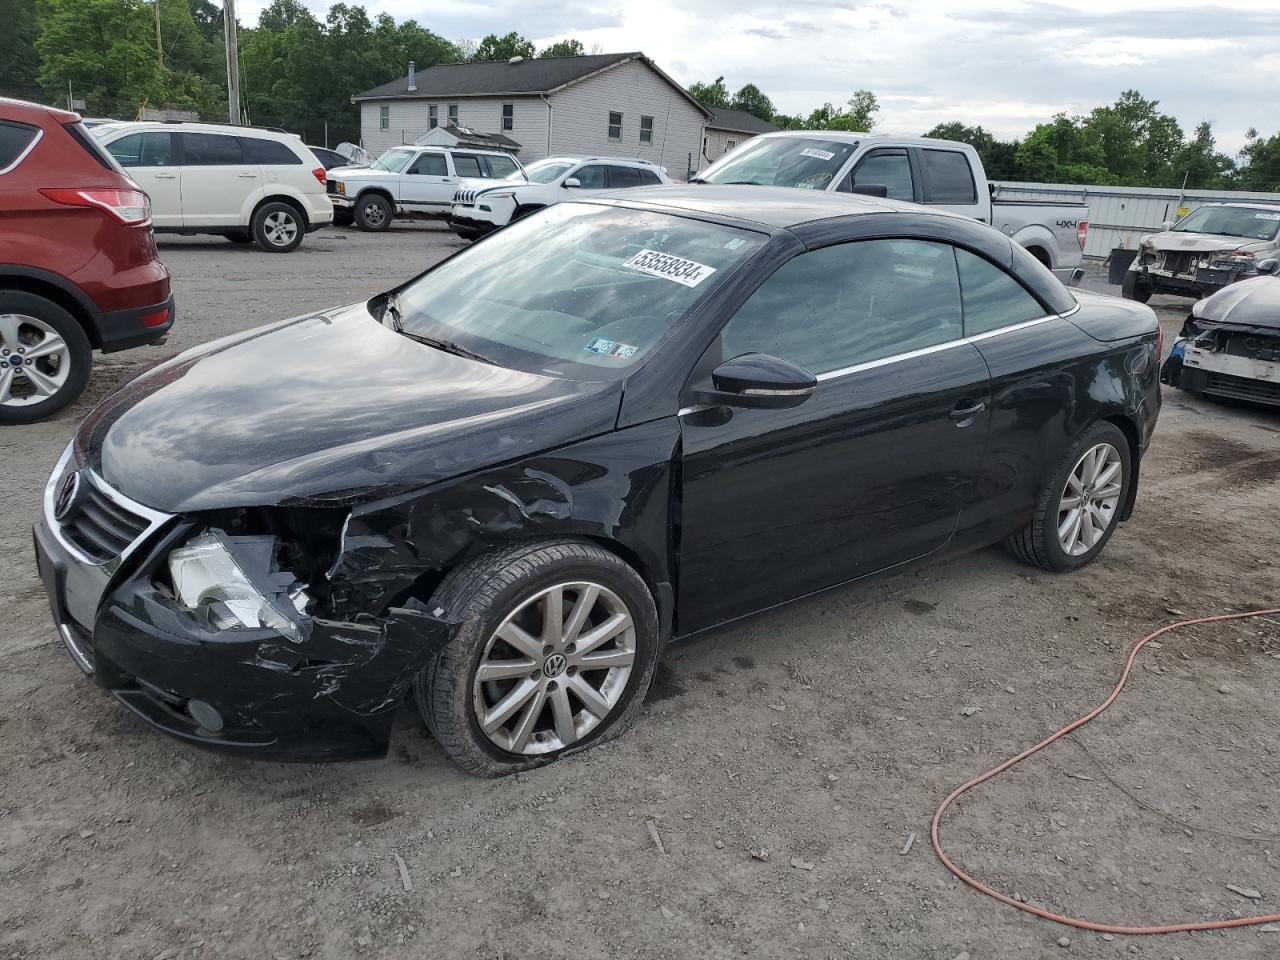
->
xmin=169 ymin=530 xmax=311 ymax=643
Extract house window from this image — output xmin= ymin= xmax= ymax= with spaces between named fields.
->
xmin=428 ymin=105 xmax=438 ymax=129
xmin=379 ymin=105 xmax=389 ymax=131
xmin=607 ymin=111 xmax=622 ymax=141
xmin=639 ymin=116 xmax=653 ymax=145
xmin=725 ymin=138 xmax=737 ymax=154
xmin=448 ymin=104 xmax=458 ymax=124
xmin=502 ymin=104 xmax=514 ymax=132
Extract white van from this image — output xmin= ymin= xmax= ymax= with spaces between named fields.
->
xmin=93 ymin=121 xmax=333 ymax=252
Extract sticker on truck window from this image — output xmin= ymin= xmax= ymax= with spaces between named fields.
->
xmin=800 ymin=147 xmax=836 ymax=161
xmin=622 ymin=249 xmax=717 ymax=287
xmin=584 ymin=338 xmax=638 ymax=359
xmin=1255 ymin=212 xmax=1280 ymax=221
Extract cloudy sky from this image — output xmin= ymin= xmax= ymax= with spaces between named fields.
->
xmin=243 ymin=0 xmax=1280 ymax=152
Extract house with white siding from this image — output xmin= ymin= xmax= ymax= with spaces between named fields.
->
xmin=351 ymin=53 xmax=711 ymax=180
xmin=701 ymin=107 xmax=778 ymax=165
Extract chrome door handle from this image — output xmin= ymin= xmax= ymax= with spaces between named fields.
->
xmin=154 ymin=173 xmax=177 ymax=179
xmin=237 ymin=173 xmax=257 ymax=178
xmin=949 ymin=400 xmax=986 ymax=422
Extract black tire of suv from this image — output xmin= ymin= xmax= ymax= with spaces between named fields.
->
xmin=355 ymin=193 xmax=392 ymax=232
xmin=1005 ymin=421 xmax=1133 ymax=573
xmin=511 ymin=204 xmax=543 ymax=222
xmin=0 ymin=291 xmax=92 ymax=425
xmin=251 ymin=201 xmax=305 ymax=253
xmin=1121 ymin=271 xmax=1153 ymax=303
xmin=413 ymin=540 xmax=660 ymax=777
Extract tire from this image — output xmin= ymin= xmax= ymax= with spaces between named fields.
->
xmin=1121 ymin=271 xmax=1153 ymax=303
xmin=225 ymin=231 xmax=253 ymax=244
xmin=413 ymin=540 xmax=660 ymax=777
xmin=1006 ymin=421 xmax=1132 ymax=572
xmin=251 ymin=201 xmax=304 ymax=253
xmin=354 ymin=193 xmax=392 ymax=232
xmin=453 ymin=228 xmax=480 ymax=242
xmin=0 ymin=291 xmax=92 ymax=425
xmin=511 ymin=204 xmax=543 ymax=223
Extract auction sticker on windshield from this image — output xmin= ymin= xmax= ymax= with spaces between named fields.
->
xmin=622 ymin=249 xmax=717 ymax=288
xmin=800 ymin=147 xmax=836 ymax=161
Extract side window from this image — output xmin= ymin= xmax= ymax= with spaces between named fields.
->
xmin=842 ymin=149 xmax=913 ymax=201
xmin=448 ymin=104 xmax=458 ymax=124
xmin=240 ymin=137 xmax=301 ymax=164
xmin=955 ymin=248 xmax=1046 ymax=336
xmin=607 ymin=165 xmax=643 ymax=189
xmin=379 ymin=105 xmax=389 ymax=130
xmin=407 ymin=152 xmax=447 ymax=176
xmin=0 ymin=120 xmax=39 ymax=172
xmin=572 ymin=164 xmax=607 ymax=189
xmin=607 ymin=111 xmax=622 ymax=140
xmin=105 ymin=133 xmax=145 ymax=167
xmin=181 ymin=133 xmax=243 ymax=165
xmin=639 ymin=116 xmax=654 ymax=144
xmin=720 ymin=239 xmax=963 ymax=375
xmin=451 ymin=153 xmax=482 ymax=177
xmin=484 ymin=154 xmax=520 ymax=179
xmin=139 ymin=133 xmax=173 ymax=165
xmin=501 ymin=104 xmax=514 ymax=131
xmin=428 ymin=105 xmax=438 ymax=129
xmin=638 ymin=168 xmax=662 ymax=186
xmin=922 ymin=149 xmax=977 ymax=204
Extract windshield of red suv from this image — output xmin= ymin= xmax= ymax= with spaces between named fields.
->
xmin=1173 ymin=206 xmax=1280 ymax=242
xmin=698 ymin=136 xmax=857 ymax=190
xmin=389 ymin=203 xmax=766 ymax=379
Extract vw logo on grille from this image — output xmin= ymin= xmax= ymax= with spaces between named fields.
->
xmin=542 ymin=653 xmax=567 ymax=679
xmin=53 ymin=470 xmax=82 ymax=521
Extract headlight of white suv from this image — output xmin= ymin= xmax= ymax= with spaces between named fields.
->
xmin=168 ymin=530 xmax=311 ymax=644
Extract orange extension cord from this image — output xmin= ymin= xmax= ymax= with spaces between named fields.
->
xmin=932 ymin=607 xmax=1280 ymax=936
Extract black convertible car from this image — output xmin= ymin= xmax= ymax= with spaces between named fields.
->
xmin=34 ymin=187 xmax=1162 ymax=774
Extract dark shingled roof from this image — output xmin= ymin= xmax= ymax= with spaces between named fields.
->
xmin=354 ymin=52 xmax=689 ymax=104
xmin=705 ymin=107 xmax=778 ymax=135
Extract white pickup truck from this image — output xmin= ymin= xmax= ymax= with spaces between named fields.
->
xmin=327 ymin=145 xmax=524 ymax=230
xmin=695 ymin=132 xmax=1089 ymax=271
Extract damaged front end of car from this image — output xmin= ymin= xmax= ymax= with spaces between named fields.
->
xmin=1162 ymin=308 xmax=1280 ymax=408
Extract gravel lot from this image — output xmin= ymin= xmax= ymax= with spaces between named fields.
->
xmin=2 ymin=223 xmax=1279 ymax=960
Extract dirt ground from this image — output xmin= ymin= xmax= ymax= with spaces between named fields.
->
xmin=2 ymin=224 xmax=1279 ymax=960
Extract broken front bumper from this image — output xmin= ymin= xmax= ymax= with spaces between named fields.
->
xmin=33 ymin=495 xmax=456 ymax=762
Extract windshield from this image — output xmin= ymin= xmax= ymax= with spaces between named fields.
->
xmin=391 ymin=203 xmax=766 ymax=379
xmin=526 ymin=160 xmax=573 ymax=184
xmin=698 ymin=136 xmax=858 ymax=190
xmin=1173 ymin=206 xmax=1280 ymax=242
xmin=372 ymin=148 xmax=414 ymax=173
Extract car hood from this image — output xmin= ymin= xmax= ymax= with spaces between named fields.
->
xmin=331 ymin=166 xmax=393 ymax=182
xmin=1147 ymin=231 xmax=1271 ymax=254
xmin=457 ymin=176 xmax=527 ymax=195
xmin=1195 ymin=276 xmax=1280 ymax=329
xmin=78 ymin=304 xmax=622 ymax=513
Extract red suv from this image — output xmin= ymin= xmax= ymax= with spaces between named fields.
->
xmin=0 ymin=98 xmax=174 ymax=424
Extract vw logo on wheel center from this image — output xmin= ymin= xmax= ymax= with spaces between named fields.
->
xmin=542 ymin=653 xmax=567 ymax=679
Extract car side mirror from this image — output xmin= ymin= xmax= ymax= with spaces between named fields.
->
xmin=1162 ymin=220 xmax=1174 ymax=230
xmin=1257 ymin=258 xmax=1280 ymax=276
xmin=848 ymin=184 xmax=889 ymax=198
xmin=698 ymin=353 xmax=817 ymax=410
xmin=563 ymin=177 xmax=582 ymax=188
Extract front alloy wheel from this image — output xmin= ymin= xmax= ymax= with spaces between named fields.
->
xmin=415 ymin=540 xmax=659 ymax=776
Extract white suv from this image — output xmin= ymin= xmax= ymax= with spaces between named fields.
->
xmin=327 ymin=146 xmax=524 ymax=231
xmin=94 ymin=121 xmax=332 ymax=253
xmin=449 ymin=156 xmax=670 ymax=239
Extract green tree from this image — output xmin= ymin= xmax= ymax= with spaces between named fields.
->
xmin=687 ymin=76 xmax=729 ymax=109
xmin=538 ymin=38 xmax=584 ymax=58
xmin=0 ymin=0 xmax=42 ymax=98
xmin=1236 ymin=128 xmax=1280 ymax=192
xmin=1081 ymin=90 xmax=1182 ymax=186
xmin=470 ymin=31 xmax=534 ymax=62
xmin=1014 ymin=114 xmax=1113 ymax=184
xmin=729 ymin=82 xmax=773 ymax=122
xmin=1170 ymin=121 xmax=1234 ymax=190
xmin=804 ymin=90 xmax=878 ymax=132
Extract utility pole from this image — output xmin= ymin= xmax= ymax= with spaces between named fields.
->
xmin=223 ymin=0 xmax=241 ymax=124
xmin=154 ymin=0 xmax=163 ymax=64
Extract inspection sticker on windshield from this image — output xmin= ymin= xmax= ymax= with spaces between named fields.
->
xmin=1255 ymin=212 xmax=1280 ymax=221
xmin=585 ymin=338 xmax=638 ymax=359
xmin=622 ymin=249 xmax=717 ymax=288
xmin=800 ymin=147 xmax=836 ymax=161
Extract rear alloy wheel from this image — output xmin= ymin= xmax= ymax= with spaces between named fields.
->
xmin=1006 ymin=421 xmax=1132 ymax=571
xmin=355 ymin=193 xmax=392 ymax=231
xmin=0 ymin=292 xmax=92 ymax=425
xmin=415 ymin=541 xmax=659 ymax=776
xmin=252 ymin=202 xmax=303 ymax=252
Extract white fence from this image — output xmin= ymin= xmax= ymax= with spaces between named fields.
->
xmin=991 ymin=181 xmax=1280 ymax=261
